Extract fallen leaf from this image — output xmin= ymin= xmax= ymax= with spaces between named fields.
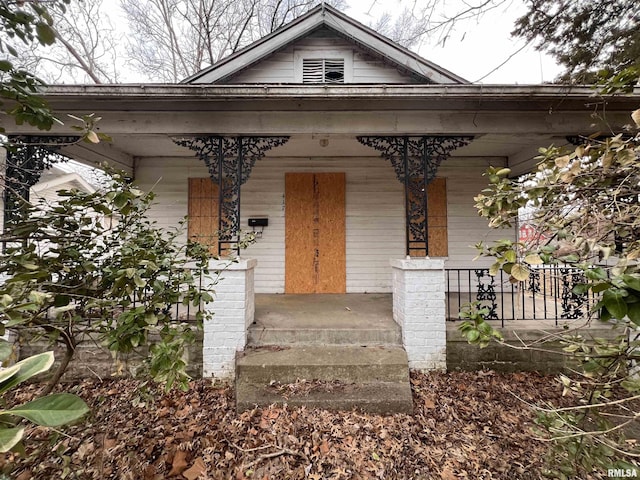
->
xmin=182 ymin=457 xmax=206 ymax=480
xmin=169 ymin=450 xmax=189 ymax=476
xmin=320 ymin=441 xmax=330 ymax=454
xmin=440 ymin=466 xmax=457 ymax=480
xmin=424 ymin=396 xmax=436 ymax=409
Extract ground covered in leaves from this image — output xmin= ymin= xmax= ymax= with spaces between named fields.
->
xmin=3 ymin=371 xmax=575 ymax=479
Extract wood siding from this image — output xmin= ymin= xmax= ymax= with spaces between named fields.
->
xmin=229 ymin=35 xmax=416 ymax=84
xmin=135 ymin=154 xmax=510 ymax=294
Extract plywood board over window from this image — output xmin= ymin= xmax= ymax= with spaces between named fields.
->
xmin=188 ymin=178 xmax=219 ymax=254
xmin=285 ymin=172 xmax=346 ymax=293
xmin=409 ymin=177 xmax=448 ymax=257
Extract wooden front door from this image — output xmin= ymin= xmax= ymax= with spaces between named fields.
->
xmin=285 ymin=172 xmax=346 ymax=293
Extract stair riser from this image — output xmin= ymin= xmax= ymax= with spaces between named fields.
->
xmin=236 ymin=397 xmax=413 ymax=414
xmin=247 ymin=328 xmax=402 ymax=346
xmin=236 ymin=364 xmax=409 ymax=384
xmin=236 ymin=383 xmax=414 ymax=414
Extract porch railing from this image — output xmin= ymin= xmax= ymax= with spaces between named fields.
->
xmin=446 ymin=266 xmax=600 ymax=326
xmin=41 ymin=269 xmax=205 ymax=323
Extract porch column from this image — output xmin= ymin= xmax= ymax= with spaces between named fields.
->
xmin=391 ymin=258 xmax=446 ymax=370
xmin=202 ymin=258 xmax=256 ymax=378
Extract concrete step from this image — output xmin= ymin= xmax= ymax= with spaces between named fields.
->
xmin=236 ymin=381 xmax=413 ymax=414
xmin=235 ymin=346 xmax=412 ymax=413
xmin=236 ymin=346 xmax=409 ymax=384
xmin=247 ymin=324 xmax=402 ymax=347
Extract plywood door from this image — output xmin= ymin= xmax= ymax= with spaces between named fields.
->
xmin=285 ymin=172 xmax=346 ymax=293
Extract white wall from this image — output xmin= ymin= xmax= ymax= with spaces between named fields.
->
xmin=229 ymin=33 xmax=415 ymax=84
xmin=135 ymin=152 xmax=511 ymax=294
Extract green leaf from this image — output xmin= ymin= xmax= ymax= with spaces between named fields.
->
xmin=0 ymin=426 xmax=25 ymax=453
xmin=35 ymin=23 xmax=56 ymax=45
xmin=602 ymin=290 xmax=628 ymax=320
xmin=510 ymin=263 xmax=530 ymax=281
xmin=523 ymin=253 xmax=544 ymax=265
xmin=5 ymin=393 xmax=88 ymax=427
xmin=0 ymin=351 xmax=54 ymax=394
xmin=628 ymin=302 xmax=640 ymax=327
xmin=466 ymin=329 xmax=480 ymax=343
xmin=0 ymin=365 xmax=20 ymax=385
xmin=621 ymin=379 xmax=640 ymax=393
xmin=53 ymin=295 xmax=70 ymax=307
xmin=489 ymin=262 xmax=500 ymax=276
xmin=0 ymin=340 xmax=14 ymax=362
xmin=504 ymin=250 xmax=517 ymax=263
xmin=622 ymin=274 xmax=640 ymax=292
xmin=591 ymin=282 xmax=610 ymax=294
xmin=85 ymin=130 xmax=99 ymax=144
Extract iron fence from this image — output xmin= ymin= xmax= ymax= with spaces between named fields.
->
xmin=446 ymin=266 xmax=601 ymax=326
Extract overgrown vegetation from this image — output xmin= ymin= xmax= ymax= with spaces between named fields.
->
xmin=461 ymin=107 xmax=640 ymax=477
xmin=0 ymin=346 xmax=88 ymax=453
xmin=0 ymin=171 xmax=214 ymax=393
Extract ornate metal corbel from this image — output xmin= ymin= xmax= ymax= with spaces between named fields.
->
xmin=357 ymin=135 xmax=473 ymax=256
xmin=174 ymin=136 xmax=289 ymax=255
xmin=3 ymin=135 xmax=79 ymax=227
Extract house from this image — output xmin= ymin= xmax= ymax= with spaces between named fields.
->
xmin=1 ymin=5 xmax=638 ymax=389
xmin=31 ymin=165 xmax=96 ymax=203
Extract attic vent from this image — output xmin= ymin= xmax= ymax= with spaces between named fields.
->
xmin=302 ymin=58 xmax=345 ymax=84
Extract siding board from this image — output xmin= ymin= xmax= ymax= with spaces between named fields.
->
xmin=136 ymin=152 xmax=512 ymax=293
xmin=229 ymin=36 xmax=416 ymax=84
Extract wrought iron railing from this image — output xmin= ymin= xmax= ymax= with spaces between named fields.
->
xmin=130 ymin=269 xmax=205 ymax=322
xmin=446 ymin=266 xmax=601 ymax=326
xmin=41 ymin=269 xmax=206 ymax=322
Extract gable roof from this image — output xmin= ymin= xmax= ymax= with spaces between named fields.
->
xmin=183 ymin=4 xmax=468 ymax=85
xmin=32 ymin=172 xmax=95 ymax=195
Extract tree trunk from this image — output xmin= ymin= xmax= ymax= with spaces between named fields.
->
xmin=43 ymin=343 xmax=75 ymax=395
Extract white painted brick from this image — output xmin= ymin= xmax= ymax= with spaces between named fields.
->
xmin=392 ymin=258 xmax=447 ymax=370
xmin=203 ymin=259 xmax=256 ymax=378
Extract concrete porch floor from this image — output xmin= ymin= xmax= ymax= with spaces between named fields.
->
xmin=252 ymin=293 xmax=590 ymax=329
xmin=250 ymin=294 xmax=401 ymax=346
xmin=254 ymin=293 xmax=394 ymax=329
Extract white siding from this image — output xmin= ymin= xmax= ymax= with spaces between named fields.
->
xmin=135 ymin=153 xmax=511 ymax=294
xmin=438 ymin=157 xmax=511 ymax=270
xmin=229 ymin=35 xmax=415 ymax=84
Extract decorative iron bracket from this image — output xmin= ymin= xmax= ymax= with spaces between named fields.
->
xmin=357 ymin=135 xmax=473 ymax=256
xmin=3 ymin=135 xmax=79 ymax=228
xmin=173 ymin=136 xmax=289 ymax=255
xmin=567 ymin=134 xmax=632 ymax=146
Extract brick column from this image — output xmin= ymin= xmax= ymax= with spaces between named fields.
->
xmin=391 ymin=258 xmax=446 ymax=370
xmin=202 ymin=258 xmax=256 ymax=378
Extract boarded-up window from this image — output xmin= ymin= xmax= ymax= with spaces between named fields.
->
xmin=302 ymin=58 xmax=345 ymax=83
xmin=408 ymin=177 xmax=448 ymax=257
xmin=188 ymin=178 xmax=219 ymax=254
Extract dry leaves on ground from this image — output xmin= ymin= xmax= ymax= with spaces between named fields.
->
xmin=1 ymin=371 xmax=578 ymax=479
